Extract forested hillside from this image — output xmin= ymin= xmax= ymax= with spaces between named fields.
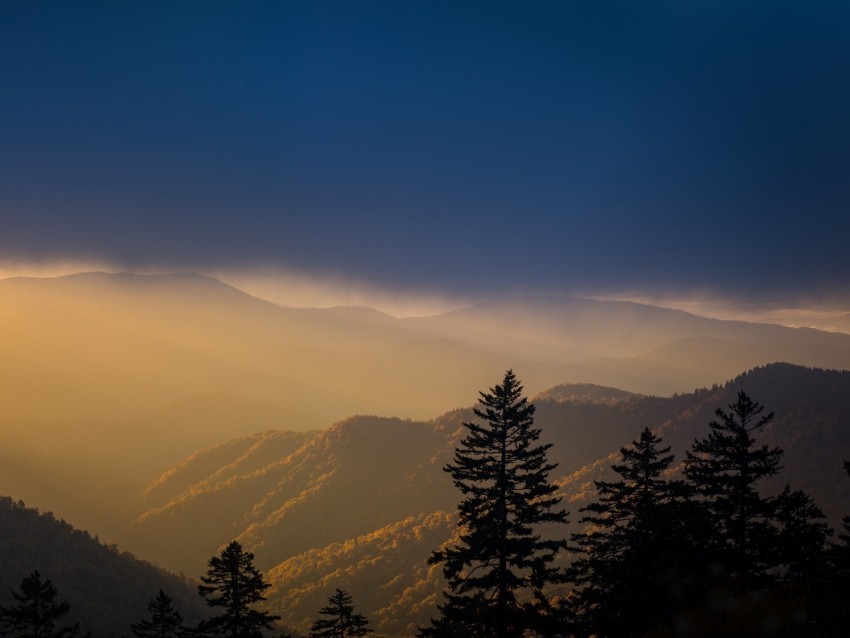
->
xmin=0 ymin=498 xmax=208 ymax=638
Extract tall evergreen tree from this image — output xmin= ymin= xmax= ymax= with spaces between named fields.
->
xmin=131 ymin=590 xmax=185 ymax=638
xmin=683 ymin=391 xmax=782 ymax=585
xmin=569 ymin=428 xmax=699 ymax=637
xmin=308 ymin=589 xmax=372 ymax=638
xmin=196 ymin=541 xmax=280 ymax=638
xmin=0 ymin=571 xmax=79 ymax=638
xmin=421 ymin=370 xmax=568 ymax=638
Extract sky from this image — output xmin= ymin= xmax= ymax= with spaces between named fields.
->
xmin=2 ymin=1 xmax=850 ymax=309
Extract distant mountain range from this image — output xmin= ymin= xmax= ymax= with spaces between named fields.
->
xmin=2 ymin=272 xmax=849 ymax=476
xmin=118 ymin=363 xmax=850 ymax=636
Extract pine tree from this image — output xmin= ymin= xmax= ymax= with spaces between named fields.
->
xmin=827 ymin=460 xmax=850 ymax=579
xmin=0 ymin=571 xmax=79 ymax=638
xmin=421 ymin=370 xmax=568 ymax=638
xmin=131 ymin=590 xmax=185 ymax=638
xmin=683 ymin=391 xmax=782 ymax=585
xmin=817 ymin=460 xmax=850 ymax=635
xmin=839 ymin=461 xmax=850 ymax=560
xmin=196 ymin=541 xmax=280 ymax=638
xmin=308 ymin=589 xmax=372 ymax=638
xmin=774 ymin=485 xmax=832 ymax=580
xmin=569 ymin=428 xmax=699 ymax=637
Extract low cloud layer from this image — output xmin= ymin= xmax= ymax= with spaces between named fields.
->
xmin=2 ymin=3 xmax=849 ymax=306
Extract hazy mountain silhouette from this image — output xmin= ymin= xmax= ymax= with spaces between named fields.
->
xmin=119 ymin=364 xmax=850 ymax=636
xmin=403 ymin=294 xmax=850 ymax=361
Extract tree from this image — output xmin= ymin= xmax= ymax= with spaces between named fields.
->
xmin=683 ymin=391 xmax=783 ymax=585
xmin=0 ymin=571 xmax=79 ymax=638
xmin=421 ymin=370 xmax=569 ymax=637
xmin=308 ymin=589 xmax=372 ymax=638
xmin=196 ymin=541 xmax=280 ymax=638
xmin=131 ymin=590 xmax=185 ymax=638
xmin=774 ymin=485 xmax=832 ymax=580
xmin=837 ymin=460 xmax=850 ymax=567
xmin=569 ymin=428 xmax=700 ymax=637
xmin=815 ymin=460 xmax=850 ymax=636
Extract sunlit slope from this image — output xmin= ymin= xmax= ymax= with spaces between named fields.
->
xmin=264 ymin=511 xmax=456 ymax=637
xmin=123 ymin=416 xmax=456 ymax=576
xmin=129 ymin=365 xmax=850 ymax=636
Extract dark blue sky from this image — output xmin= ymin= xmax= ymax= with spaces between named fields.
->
xmin=2 ymin=1 xmax=849 ymax=302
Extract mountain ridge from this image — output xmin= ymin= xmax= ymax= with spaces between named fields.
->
xmin=115 ymin=363 xmax=850 ymax=636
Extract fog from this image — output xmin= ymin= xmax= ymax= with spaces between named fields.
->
xmin=3 ymin=270 xmax=850 ymax=487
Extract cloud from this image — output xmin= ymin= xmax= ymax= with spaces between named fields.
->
xmin=212 ymin=267 xmax=471 ymax=318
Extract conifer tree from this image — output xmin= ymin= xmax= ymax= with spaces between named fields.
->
xmin=421 ymin=370 xmax=568 ymax=638
xmin=774 ymin=485 xmax=832 ymax=580
xmin=569 ymin=428 xmax=699 ymax=637
xmin=131 ymin=590 xmax=185 ymax=638
xmin=308 ymin=589 xmax=372 ymax=638
xmin=820 ymin=460 xmax=850 ymax=634
xmin=839 ymin=461 xmax=850 ymax=557
xmin=196 ymin=541 xmax=280 ymax=638
xmin=0 ymin=571 xmax=79 ymax=638
xmin=683 ymin=391 xmax=782 ymax=585
xmin=829 ymin=461 xmax=850 ymax=578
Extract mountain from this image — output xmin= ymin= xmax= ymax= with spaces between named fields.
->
xmin=4 ymin=271 xmax=850 ymax=539
xmin=0 ymin=496 xmax=208 ymax=638
xmin=534 ymin=383 xmax=639 ymax=404
xmin=403 ymin=294 xmax=850 ymax=362
xmin=125 ymin=417 xmax=455 ymax=577
xmin=123 ymin=364 xmax=850 ymax=636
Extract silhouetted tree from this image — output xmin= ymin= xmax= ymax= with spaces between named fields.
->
xmin=569 ymin=428 xmax=701 ymax=637
xmin=837 ymin=460 xmax=850 ymax=570
xmin=196 ymin=541 xmax=279 ymax=638
xmin=0 ymin=571 xmax=79 ymax=638
xmin=809 ymin=460 xmax=850 ymax=637
xmin=683 ymin=391 xmax=782 ymax=586
xmin=774 ymin=485 xmax=832 ymax=580
xmin=308 ymin=589 xmax=371 ymax=638
xmin=420 ymin=370 xmax=569 ymax=638
xmin=131 ymin=590 xmax=185 ymax=638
